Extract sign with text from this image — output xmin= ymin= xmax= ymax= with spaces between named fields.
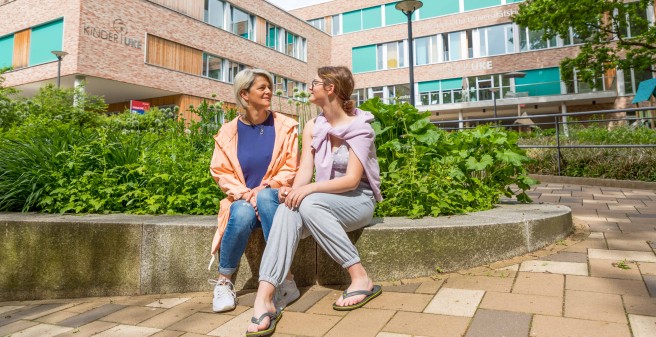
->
xmin=130 ymin=100 xmax=150 ymax=114
xmin=83 ymin=17 xmax=143 ymax=49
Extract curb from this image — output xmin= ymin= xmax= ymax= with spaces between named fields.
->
xmin=530 ymin=174 xmax=656 ymax=190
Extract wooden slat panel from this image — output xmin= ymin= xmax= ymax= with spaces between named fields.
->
xmin=256 ymin=17 xmax=267 ymax=45
xmin=149 ymin=0 xmax=203 ymax=21
xmin=12 ymin=29 xmax=29 ymax=69
xmin=147 ymin=35 xmax=202 ymax=75
xmin=605 ymin=68 xmax=617 ymax=90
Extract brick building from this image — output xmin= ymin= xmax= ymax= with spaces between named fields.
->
xmin=0 ymin=0 xmax=653 ymax=124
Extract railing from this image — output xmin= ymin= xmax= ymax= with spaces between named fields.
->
xmin=434 ymin=106 xmax=656 ymax=176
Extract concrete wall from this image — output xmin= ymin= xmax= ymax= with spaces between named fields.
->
xmin=0 ymin=204 xmax=571 ymax=301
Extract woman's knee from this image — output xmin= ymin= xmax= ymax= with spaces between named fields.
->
xmin=256 ymin=188 xmax=278 ymax=206
xmin=297 ymin=193 xmax=324 ymax=217
xmin=228 ymin=200 xmax=257 ymax=226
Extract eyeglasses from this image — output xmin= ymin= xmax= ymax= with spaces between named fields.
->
xmin=310 ymin=80 xmax=325 ymax=90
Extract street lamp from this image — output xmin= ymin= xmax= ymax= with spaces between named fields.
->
xmin=395 ymin=0 xmax=422 ymax=106
xmin=51 ymin=51 xmax=68 ymax=88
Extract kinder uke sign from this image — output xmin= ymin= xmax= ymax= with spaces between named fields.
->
xmin=130 ymin=100 xmax=150 ymax=114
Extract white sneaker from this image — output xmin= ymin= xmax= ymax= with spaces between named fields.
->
xmin=209 ymin=278 xmax=236 ymax=312
xmin=274 ymin=278 xmax=300 ymax=310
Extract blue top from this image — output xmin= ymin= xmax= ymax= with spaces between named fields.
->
xmin=237 ymin=112 xmax=276 ymax=189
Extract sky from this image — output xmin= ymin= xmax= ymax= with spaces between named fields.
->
xmin=266 ymin=0 xmax=332 ymax=11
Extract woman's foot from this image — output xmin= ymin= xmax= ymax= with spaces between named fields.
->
xmin=334 ymin=277 xmax=374 ymax=307
xmin=210 ymin=277 xmax=236 ymax=313
xmin=246 ymin=298 xmax=278 ymax=334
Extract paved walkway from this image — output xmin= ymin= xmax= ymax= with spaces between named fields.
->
xmin=2 ymin=184 xmax=656 ymax=337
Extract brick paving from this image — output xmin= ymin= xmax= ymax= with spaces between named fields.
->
xmin=2 ymin=184 xmax=656 ymax=336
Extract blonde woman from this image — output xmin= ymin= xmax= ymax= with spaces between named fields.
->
xmin=209 ymin=68 xmax=300 ymax=312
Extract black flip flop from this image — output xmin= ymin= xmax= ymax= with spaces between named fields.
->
xmin=332 ymin=285 xmax=383 ymax=311
xmin=245 ymin=309 xmax=282 ymax=337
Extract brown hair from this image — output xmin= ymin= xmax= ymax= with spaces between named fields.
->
xmin=317 ymin=66 xmax=356 ymax=114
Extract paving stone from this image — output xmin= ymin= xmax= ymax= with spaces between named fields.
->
xmin=563 ymin=237 xmax=608 ymax=253
xmin=0 ymin=304 xmax=68 ymax=327
xmin=93 ymin=324 xmax=161 ymax=337
xmin=638 ymin=262 xmax=656 ymax=275
xmin=443 ymin=275 xmax=513 ymax=292
xmin=587 ymin=222 xmax=622 ymax=232
xmin=100 ymin=306 xmax=166 ymax=325
xmin=306 ymin=290 xmax=349 ymax=317
xmin=285 ymin=287 xmax=331 ymax=312
xmin=589 ymin=249 xmax=656 ymax=262
xmin=9 ymin=323 xmax=73 ymax=337
xmin=624 ymin=295 xmax=656 ymax=315
xmin=364 ymin=291 xmax=432 ymax=313
xmin=236 ymin=292 xmax=256 ymax=307
xmin=35 ymin=310 xmax=79 ymax=324
xmin=138 ymin=302 xmax=204 ymax=329
xmin=565 ymin=290 xmax=626 ymax=323
xmin=207 ymin=309 xmax=255 ymax=337
xmin=630 ymin=213 xmax=656 ymax=219
xmin=150 ymin=330 xmax=185 ymax=337
xmin=382 ymin=311 xmax=470 ymax=337
xmin=496 ymin=264 xmax=519 ymax=271
xmin=531 ymin=315 xmax=631 ymax=337
xmin=324 ymin=308 xmax=395 ymax=337
xmin=629 ymin=314 xmax=656 ymax=337
xmin=605 ymin=233 xmax=656 ymax=252
xmin=56 ymin=321 xmax=118 ymax=337
xmin=166 ymin=312 xmax=233 ymax=334
xmin=643 ymin=275 xmax=656 ymax=297
xmin=539 ymin=252 xmax=588 ymax=263
xmin=382 ymin=283 xmax=421 ymax=293
xmin=146 ymin=298 xmax=191 ymax=309
xmin=414 ymin=279 xmax=444 ymax=294
xmin=512 ymin=272 xmax=564 ymax=297
xmin=464 ymin=309 xmax=530 ymax=337
xmin=589 ymin=259 xmax=643 ymax=280
xmin=271 ymin=311 xmax=341 ymax=337
xmin=58 ymin=304 xmax=125 ymax=327
xmin=423 ymin=288 xmax=484 ymax=317
xmin=588 ymin=232 xmax=605 ymax=239
xmin=566 ymin=275 xmax=649 ymax=296
xmin=519 ymin=260 xmax=588 ymax=275
xmin=64 ymin=302 xmax=109 ymax=314
xmin=479 ymin=292 xmax=562 ymax=315
xmin=376 ymin=333 xmax=412 ymax=337
xmin=0 ymin=305 xmax=24 ymax=315
xmin=0 ymin=320 xmax=39 ymax=336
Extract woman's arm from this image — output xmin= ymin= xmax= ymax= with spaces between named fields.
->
xmin=209 ymin=142 xmax=250 ymax=200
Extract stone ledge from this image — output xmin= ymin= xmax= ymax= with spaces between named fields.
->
xmin=0 ymin=203 xmax=571 ymax=300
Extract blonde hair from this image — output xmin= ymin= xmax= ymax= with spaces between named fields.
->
xmin=233 ymin=68 xmax=274 ymax=110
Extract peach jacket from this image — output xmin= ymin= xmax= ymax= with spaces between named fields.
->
xmin=209 ymin=111 xmax=299 ymax=255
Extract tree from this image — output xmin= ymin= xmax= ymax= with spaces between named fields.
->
xmin=512 ymin=0 xmax=656 ymax=85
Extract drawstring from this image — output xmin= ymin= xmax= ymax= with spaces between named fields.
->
xmin=207 ymin=253 xmax=216 ymax=271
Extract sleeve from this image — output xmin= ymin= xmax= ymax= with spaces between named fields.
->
xmin=267 ymin=125 xmax=299 ymax=188
xmin=209 ymin=139 xmax=250 ymax=200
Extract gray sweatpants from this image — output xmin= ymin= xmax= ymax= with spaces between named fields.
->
xmin=258 ymin=189 xmax=375 ymax=287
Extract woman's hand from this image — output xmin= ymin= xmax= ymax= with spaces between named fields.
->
xmin=278 ymin=186 xmax=291 ymax=203
xmin=284 ymin=184 xmax=315 ymax=209
xmin=242 ymin=185 xmax=267 ymax=218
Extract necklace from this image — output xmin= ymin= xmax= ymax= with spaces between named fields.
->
xmin=243 ymin=113 xmax=267 ymax=135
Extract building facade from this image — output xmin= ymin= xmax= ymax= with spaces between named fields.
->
xmin=292 ymin=0 xmax=656 ymax=126
xmin=1 ymin=0 xmax=654 ymax=125
xmin=0 ymin=0 xmax=330 ymax=120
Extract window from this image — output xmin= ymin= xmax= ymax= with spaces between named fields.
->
xmin=520 ymin=27 xmax=557 ymax=51
xmin=624 ymin=67 xmax=653 ymax=95
xmin=231 ymin=6 xmax=253 ymax=40
xmin=308 ymin=18 xmax=325 ymax=32
xmin=286 ymin=32 xmax=305 ymax=59
xmin=227 ymin=60 xmax=245 ymax=83
xmin=388 ymin=84 xmax=411 ymax=103
xmin=415 ymin=36 xmax=438 ymax=65
xmin=29 ymin=19 xmax=64 ymax=66
xmin=618 ymin=2 xmax=650 ymax=38
xmin=203 ymin=53 xmax=223 ymax=80
xmin=443 ymin=32 xmax=462 ymax=61
xmin=383 ymin=41 xmax=405 ymax=69
xmin=205 ymin=0 xmax=225 ymax=29
xmin=273 ymin=75 xmax=286 ymax=94
xmin=478 ymin=24 xmax=514 ymax=56
xmin=266 ymin=23 xmax=280 ymax=50
xmin=332 ymin=14 xmax=341 ymax=35
xmin=351 ymin=88 xmax=367 ymax=106
xmin=370 ymin=86 xmax=384 ymax=100
xmin=563 ymin=27 xmax=586 ymax=46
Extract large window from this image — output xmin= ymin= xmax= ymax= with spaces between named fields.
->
xmin=203 ymin=53 xmax=223 ymax=80
xmin=618 ymin=2 xmax=651 ymax=38
xmin=415 ymin=36 xmax=438 ymax=65
xmin=266 ymin=23 xmax=280 ymax=50
xmin=205 ymin=0 xmax=225 ymax=29
xmin=520 ymin=27 xmax=557 ymax=51
xmin=351 ymin=88 xmax=367 ymax=106
xmin=443 ymin=31 xmax=462 ymax=61
xmin=231 ymin=6 xmax=253 ymax=40
xmin=308 ymin=18 xmax=326 ymax=32
xmin=285 ymin=32 xmax=306 ymax=60
xmin=478 ymin=24 xmax=514 ymax=56
xmin=227 ymin=60 xmax=246 ymax=83
xmin=624 ymin=67 xmax=653 ymax=95
xmin=377 ymin=41 xmax=406 ymax=70
xmin=332 ymin=14 xmax=341 ymax=35
xmin=388 ymin=84 xmax=411 ymax=103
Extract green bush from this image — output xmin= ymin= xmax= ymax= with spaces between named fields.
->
xmin=0 ymin=83 xmax=536 ymax=216
xmin=520 ymin=124 xmax=656 ymax=181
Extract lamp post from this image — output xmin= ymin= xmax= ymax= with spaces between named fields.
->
xmin=395 ymin=0 xmax=422 ymax=106
xmin=51 ymin=51 xmax=68 ymax=88
xmin=503 ymin=71 xmax=526 ymax=117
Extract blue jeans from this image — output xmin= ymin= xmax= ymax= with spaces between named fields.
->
xmin=219 ymin=188 xmax=280 ymax=275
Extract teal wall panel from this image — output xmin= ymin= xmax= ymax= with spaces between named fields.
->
xmin=421 ymin=0 xmax=460 ymax=19
xmin=464 ymin=0 xmax=501 ymax=11
xmin=441 ymin=78 xmax=463 ymax=90
xmin=352 ymin=45 xmax=377 ymax=73
xmin=385 ymin=2 xmax=408 ymax=25
xmin=0 ymin=34 xmax=14 ymax=68
xmin=362 ymin=6 xmax=382 ymax=30
xmin=29 ymin=19 xmax=64 ymax=66
xmin=418 ymin=80 xmax=440 ymax=92
xmin=342 ymin=10 xmax=362 ymax=33
xmin=515 ymin=67 xmax=561 ymax=96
